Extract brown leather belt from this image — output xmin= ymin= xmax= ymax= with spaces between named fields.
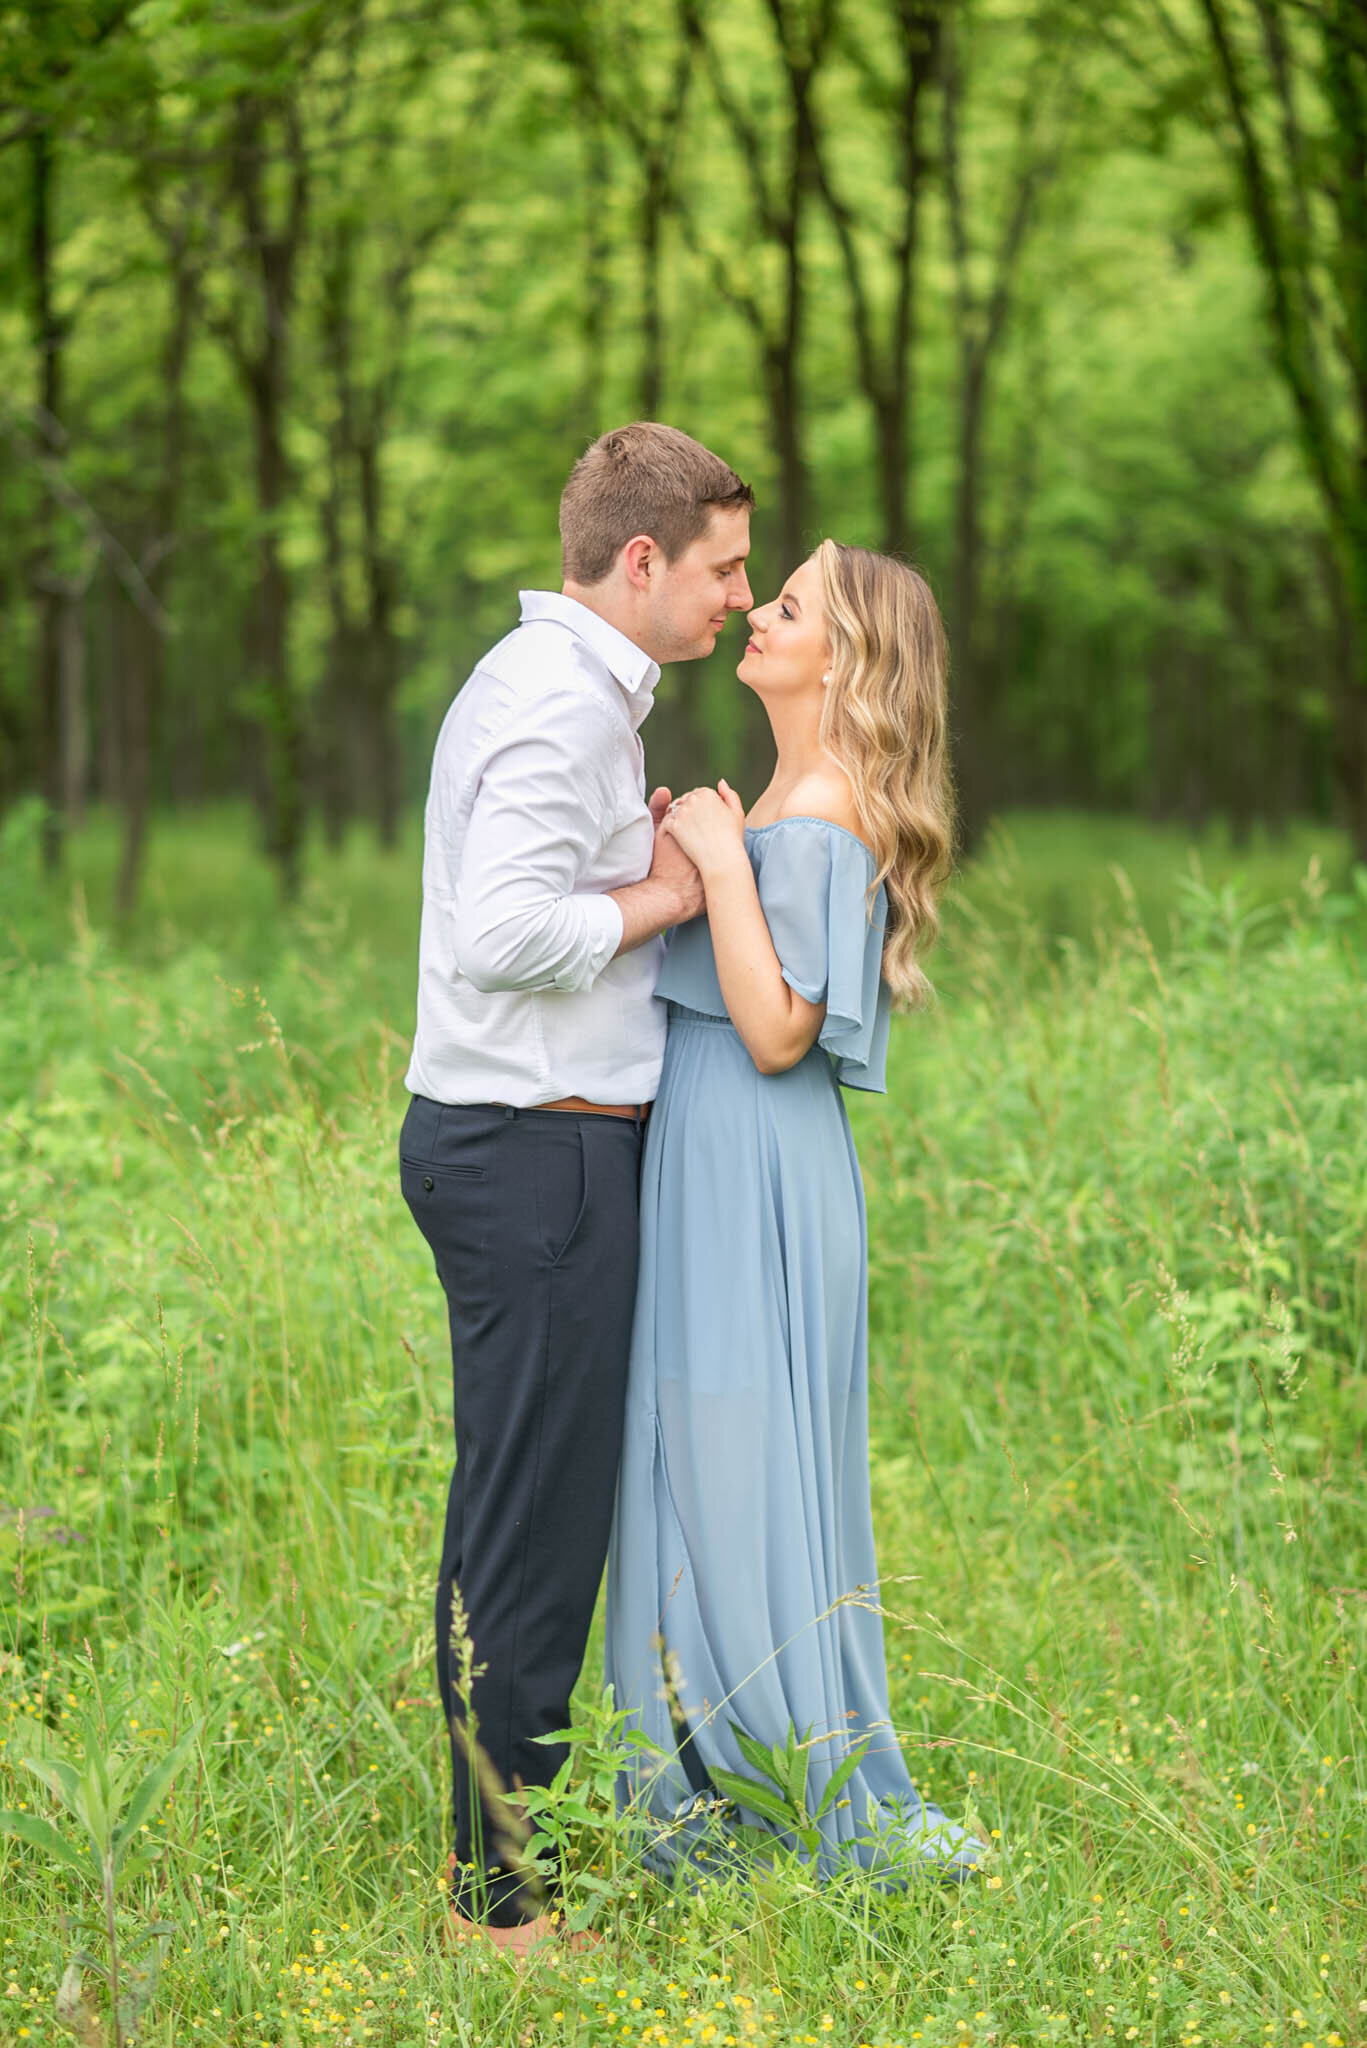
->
xmin=537 ymin=1095 xmax=650 ymax=1121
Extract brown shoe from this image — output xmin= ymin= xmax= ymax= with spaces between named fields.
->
xmin=441 ymin=1853 xmax=602 ymax=1961
xmin=444 ymin=1904 xmax=605 ymax=1961
xmin=445 ymin=1908 xmax=559 ymax=1960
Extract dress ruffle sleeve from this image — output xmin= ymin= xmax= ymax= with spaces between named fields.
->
xmin=752 ymin=819 xmax=892 ymax=1093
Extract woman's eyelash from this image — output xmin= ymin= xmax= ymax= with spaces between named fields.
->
xmin=780 ymin=603 xmax=793 ymax=619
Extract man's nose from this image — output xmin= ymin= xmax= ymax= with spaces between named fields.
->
xmin=731 ymin=574 xmax=753 ymax=611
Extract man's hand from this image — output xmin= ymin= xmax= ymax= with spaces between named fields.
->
xmin=648 ymin=800 xmax=706 ymax=924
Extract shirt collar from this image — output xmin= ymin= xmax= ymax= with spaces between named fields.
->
xmin=518 ymin=590 xmax=660 ymax=731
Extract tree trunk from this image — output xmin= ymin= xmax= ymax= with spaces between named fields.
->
xmin=640 ymin=161 xmax=665 ymax=419
xmin=879 ymin=0 xmax=937 ymax=555
xmin=949 ymin=355 xmax=989 ymax=850
xmin=249 ymin=367 xmax=304 ymax=894
xmin=579 ymin=115 xmax=611 ymax=441
xmin=58 ymin=585 xmax=87 ymax=829
xmin=809 ymin=2 xmax=939 ymax=561
xmin=117 ymin=246 xmax=196 ymax=920
xmin=874 ymin=384 xmax=911 ymax=561
xmin=228 ymin=97 xmax=308 ymax=899
xmin=29 ymin=125 xmax=65 ymax=875
xmin=940 ymin=7 xmax=1052 ymax=851
xmin=98 ymin=582 xmax=123 ymax=808
xmin=357 ymin=433 xmax=402 ymax=848
xmin=767 ymin=335 xmax=807 ymax=575
xmin=1322 ymin=526 xmax=1367 ymax=859
xmin=317 ymin=422 xmax=356 ymax=853
xmin=116 ymin=599 xmax=152 ymax=922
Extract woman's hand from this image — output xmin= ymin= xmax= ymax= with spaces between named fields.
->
xmin=661 ymin=779 xmax=747 ymax=880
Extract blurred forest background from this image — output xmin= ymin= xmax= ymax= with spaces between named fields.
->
xmin=3 ymin=0 xmax=1365 ymax=914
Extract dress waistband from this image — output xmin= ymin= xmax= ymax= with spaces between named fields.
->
xmin=665 ymin=1001 xmax=735 ymax=1027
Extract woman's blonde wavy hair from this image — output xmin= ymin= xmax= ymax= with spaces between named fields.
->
xmin=815 ymin=538 xmax=955 ymax=1007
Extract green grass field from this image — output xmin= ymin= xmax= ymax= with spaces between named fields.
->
xmin=2 ymin=805 xmax=1365 ymax=2048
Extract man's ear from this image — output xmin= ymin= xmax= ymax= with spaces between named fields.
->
xmin=622 ymin=534 xmax=657 ymax=590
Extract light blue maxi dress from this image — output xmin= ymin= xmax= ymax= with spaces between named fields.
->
xmin=605 ymin=816 xmax=982 ymax=1883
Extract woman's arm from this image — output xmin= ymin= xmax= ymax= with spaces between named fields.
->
xmin=663 ymin=784 xmax=826 ymax=1075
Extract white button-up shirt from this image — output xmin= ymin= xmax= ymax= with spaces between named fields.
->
xmin=405 ymin=590 xmax=668 ymax=1109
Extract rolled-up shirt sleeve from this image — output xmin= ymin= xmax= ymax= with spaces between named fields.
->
xmin=450 ymin=694 xmax=627 ymax=994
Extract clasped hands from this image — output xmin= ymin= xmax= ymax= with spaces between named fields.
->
xmin=645 ymin=780 xmax=746 ymax=923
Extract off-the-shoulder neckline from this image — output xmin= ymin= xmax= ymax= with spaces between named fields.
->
xmin=744 ymin=814 xmax=876 ymax=859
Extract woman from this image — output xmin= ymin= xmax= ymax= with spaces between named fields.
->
xmin=604 ymin=539 xmax=985 ymax=1884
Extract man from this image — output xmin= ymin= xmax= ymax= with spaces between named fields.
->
xmin=401 ymin=422 xmax=754 ymax=1954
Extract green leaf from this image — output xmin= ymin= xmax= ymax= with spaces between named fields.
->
xmin=17 ymin=1752 xmax=84 ymax=1814
xmin=0 ymin=1808 xmax=92 ymax=1874
xmin=121 ymin=1922 xmax=175 ymax=1955
xmin=80 ymin=1714 xmax=113 ymax=1809
xmin=710 ymin=1768 xmax=793 ymax=1829
xmin=72 ymin=1770 xmax=109 ymax=1855
xmin=812 ymin=1737 xmax=870 ymax=1821
xmin=112 ymin=1725 xmax=202 ymax=1865
xmin=781 ymin=1723 xmax=809 ymax=1812
xmin=117 ymin=1954 xmax=166 ymax=2039
xmin=731 ymin=1726 xmax=786 ymax=1792
xmin=113 ymin=1848 xmax=161 ymax=1891
xmin=55 ymin=1957 xmax=102 ymax=2044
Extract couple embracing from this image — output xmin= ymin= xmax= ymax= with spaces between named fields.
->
xmin=401 ymin=422 xmax=984 ymax=1955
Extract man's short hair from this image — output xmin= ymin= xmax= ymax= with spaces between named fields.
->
xmin=560 ymin=422 xmax=754 ymax=585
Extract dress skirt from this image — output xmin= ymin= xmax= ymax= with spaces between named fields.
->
xmin=605 ymin=1000 xmax=975 ymax=1881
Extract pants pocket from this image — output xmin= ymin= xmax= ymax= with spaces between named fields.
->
xmin=539 ymin=1121 xmax=591 ymax=1267
xmin=400 ymin=1158 xmax=487 ymax=1195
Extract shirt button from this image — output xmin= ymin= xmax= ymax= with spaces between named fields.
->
xmin=423 ymin=1175 xmax=434 ymax=1192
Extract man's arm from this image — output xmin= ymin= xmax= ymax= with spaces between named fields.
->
xmin=451 ymin=706 xmax=698 ymax=994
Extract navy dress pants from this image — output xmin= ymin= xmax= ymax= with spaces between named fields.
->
xmin=399 ymin=1095 xmax=643 ymax=1925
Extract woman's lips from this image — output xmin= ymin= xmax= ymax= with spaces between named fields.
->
xmin=745 ymin=639 xmax=760 ymax=654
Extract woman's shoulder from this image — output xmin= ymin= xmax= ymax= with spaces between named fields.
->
xmin=752 ymin=768 xmax=871 ymax=854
